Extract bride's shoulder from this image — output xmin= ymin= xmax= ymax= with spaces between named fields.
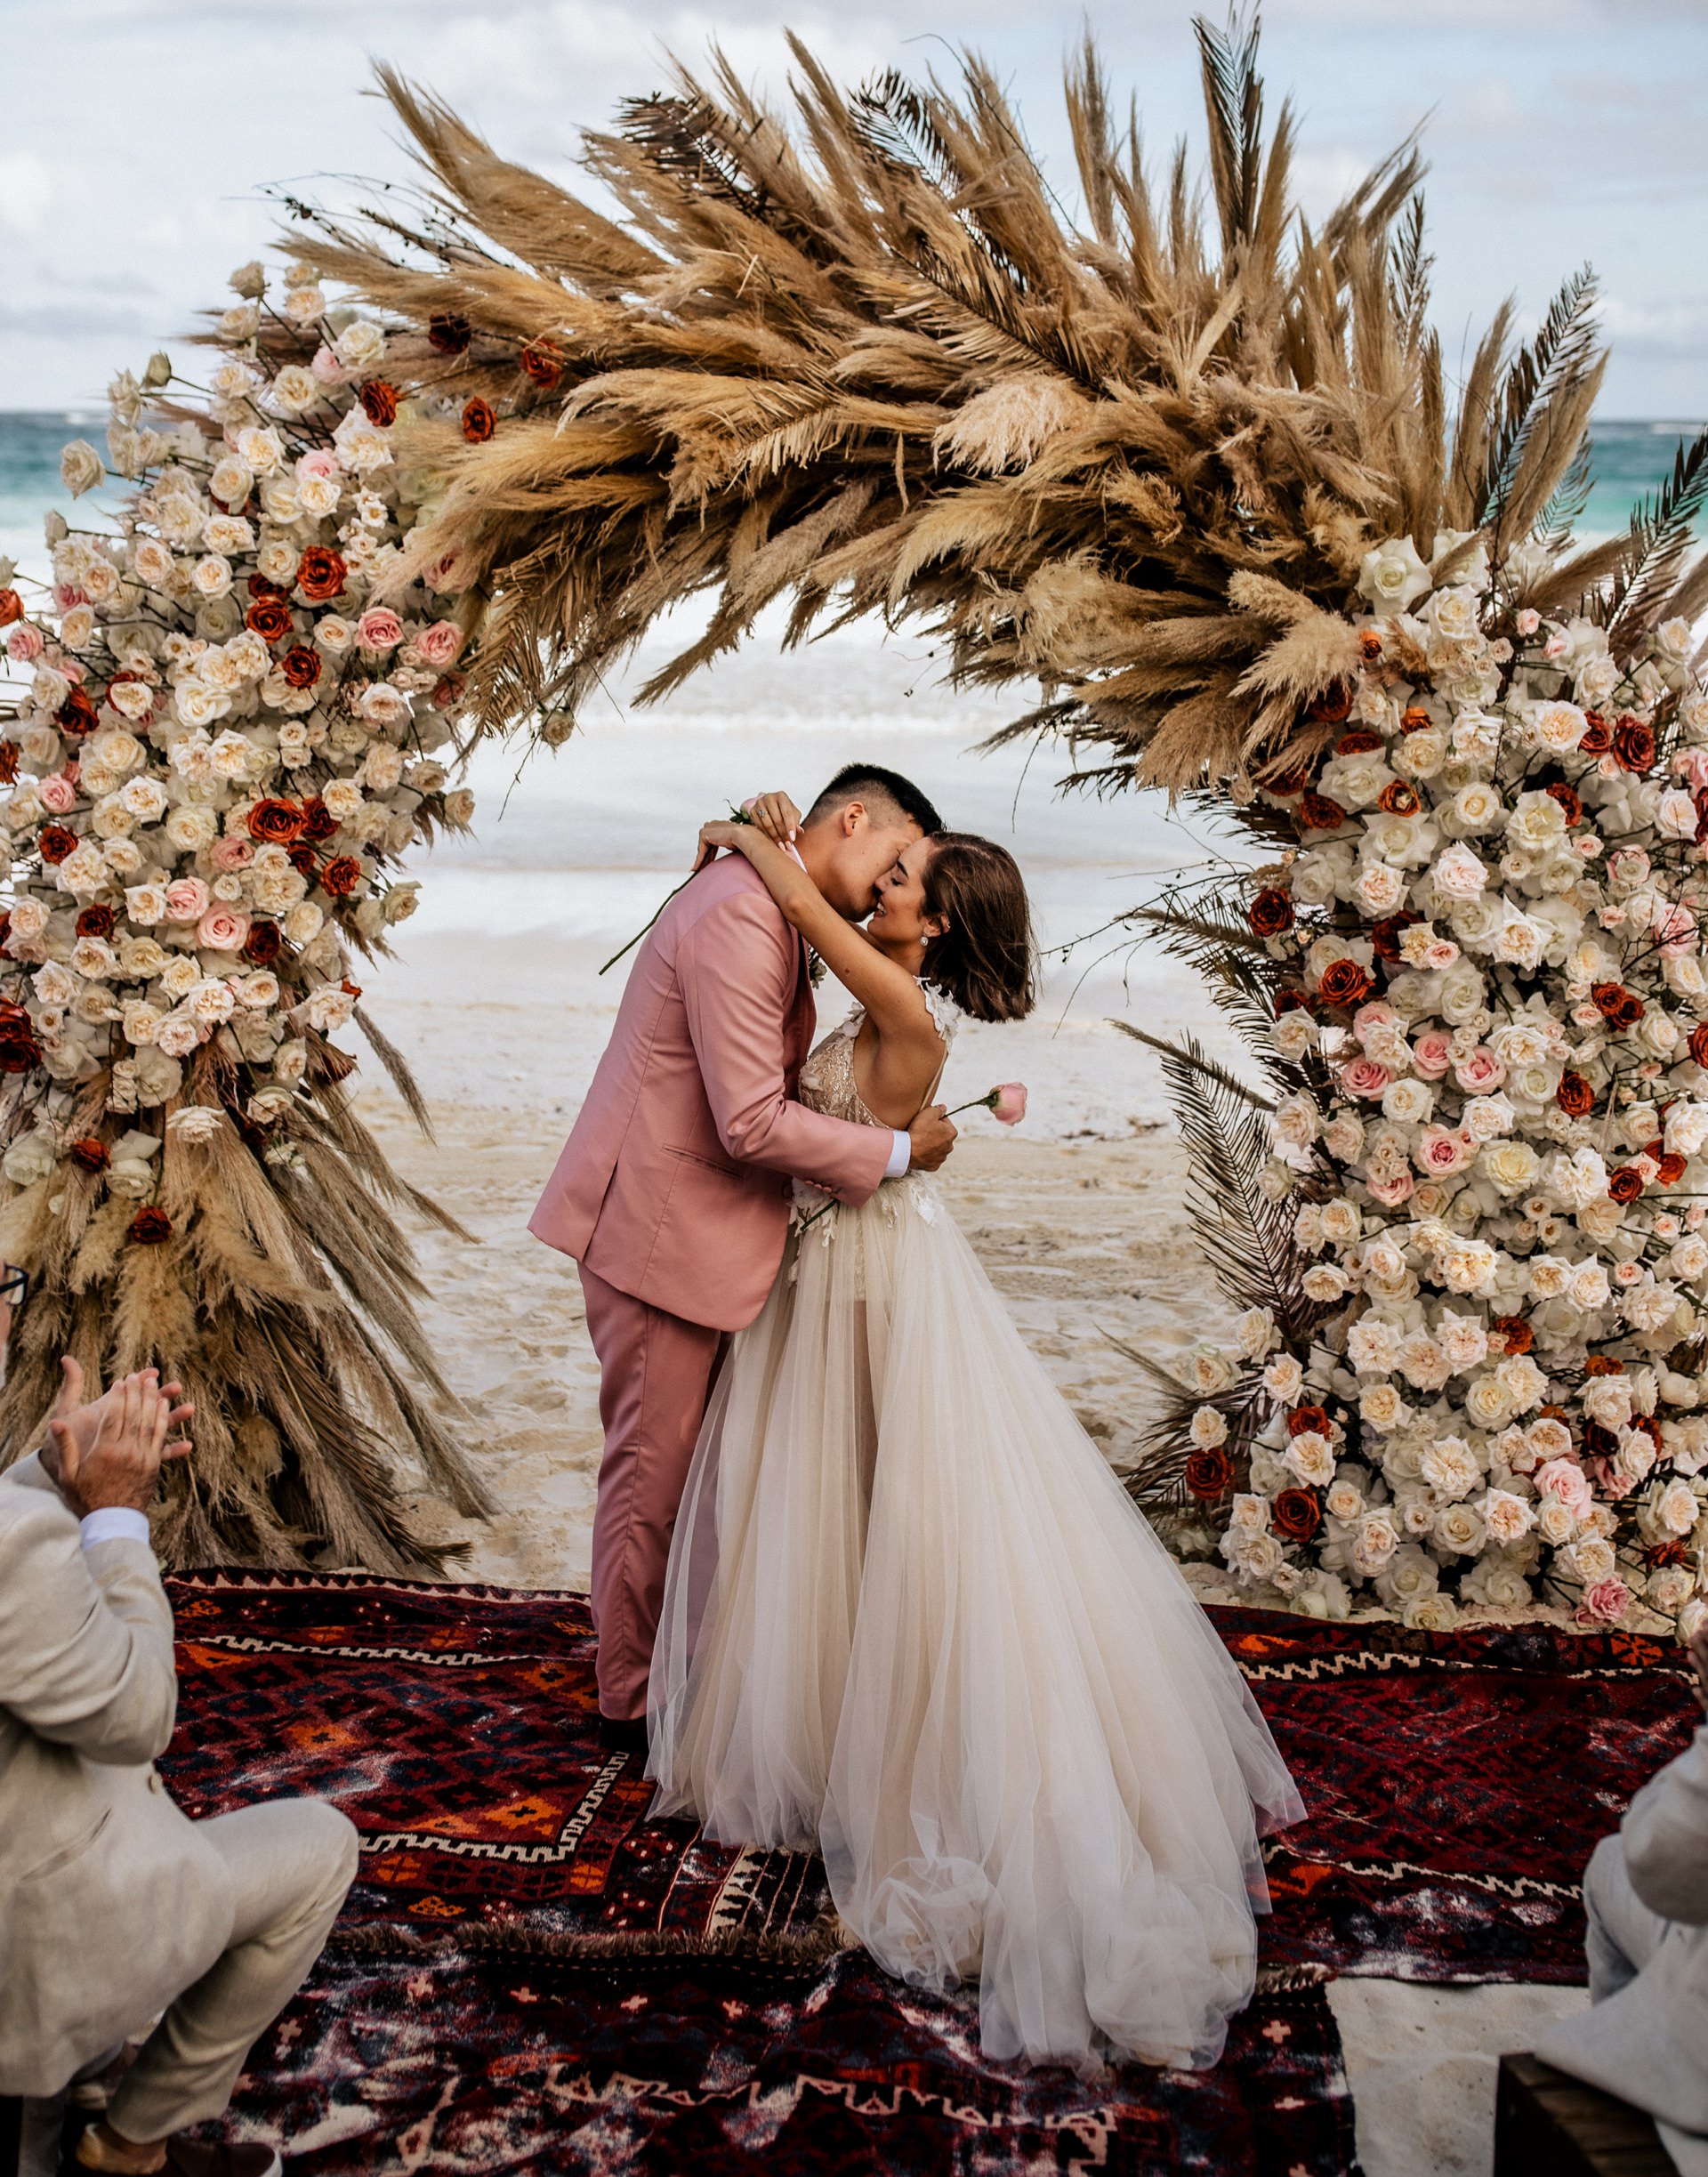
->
xmin=920 ymin=984 xmax=961 ymax=1044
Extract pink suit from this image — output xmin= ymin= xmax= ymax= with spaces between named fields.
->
xmin=530 ymin=852 xmax=891 ymax=1717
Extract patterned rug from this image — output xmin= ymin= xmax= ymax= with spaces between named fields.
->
xmin=1216 ymin=1608 xmax=1698 ymax=1983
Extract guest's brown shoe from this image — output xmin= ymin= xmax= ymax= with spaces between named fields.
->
xmin=162 ymin=2142 xmax=283 ymax=2177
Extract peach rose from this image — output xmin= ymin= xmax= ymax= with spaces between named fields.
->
xmin=5 ymin=625 xmax=44 ymax=664
xmin=1535 ymin=1457 xmax=1593 ymax=1520
xmin=1411 ymin=1031 xmax=1454 ymax=1079
xmin=37 ymin=774 xmax=77 ymax=814
xmin=197 ymin=906 xmax=251 ymax=954
xmin=1414 ymin=1125 xmax=1472 ymax=1174
xmin=164 ymin=877 xmax=211 ymax=924
xmin=1366 ymin=1171 xmax=1415 ymax=1208
xmin=1454 ymin=1046 xmax=1507 ymax=1094
xmin=356 ymin=608 xmax=403 ymax=652
xmin=415 ymin=619 xmax=464 ymax=668
xmin=210 ymin=836 xmax=254 ymax=874
xmin=1341 ymin=1057 xmax=1394 ymax=1101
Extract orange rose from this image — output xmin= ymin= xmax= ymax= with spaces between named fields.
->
xmin=461 ymin=398 xmax=496 ymax=444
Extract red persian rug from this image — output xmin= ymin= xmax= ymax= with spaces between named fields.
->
xmin=163 ymin=1573 xmax=1358 ymax=2175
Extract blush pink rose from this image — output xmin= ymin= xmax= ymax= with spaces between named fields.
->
xmin=197 ymin=905 xmax=251 ymax=953
xmin=415 ymin=620 xmax=464 ymax=668
xmin=210 ymin=836 xmax=254 ymax=873
xmin=431 ymin=672 xmax=467 ymax=711
xmin=164 ymin=877 xmax=211 ymax=924
xmin=53 ymin=584 xmax=88 ymax=612
xmin=1607 ymin=847 xmax=1651 ymax=886
xmin=1341 ymin=1057 xmax=1394 ymax=1101
xmin=1366 ymin=1171 xmax=1415 ymax=1208
xmin=5 ymin=625 xmax=44 ymax=664
xmin=37 ymin=775 xmax=77 ymax=814
xmin=1577 ymin=1576 xmax=1632 ymax=1626
xmin=356 ymin=608 xmax=404 ymax=652
xmin=1656 ymin=905 xmax=1697 ymax=956
xmin=1411 ymin=1030 xmax=1454 ymax=1079
xmin=1454 ymin=1046 xmax=1507 ymax=1094
xmin=989 ymin=1083 xmax=1027 ymax=1125
xmin=1353 ymin=1000 xmax=1399 ymax=1043
xmin=1535 ymin=1457 xmax=1593 ymax=1520
xmin=309 ymin=349 xmax=344 ymax=387
xmin=1414 ymin=1125 xmax=1473 ymax=1174
xmin=1675 ymin=749 xmax=1708 ymax=792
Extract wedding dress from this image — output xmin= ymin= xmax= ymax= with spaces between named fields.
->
xmin=648 ymin=995 xmax=1304 ymax=2071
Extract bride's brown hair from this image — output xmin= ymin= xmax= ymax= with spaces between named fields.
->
xmin=919 ymin=834 xmax=1038 ymax=1023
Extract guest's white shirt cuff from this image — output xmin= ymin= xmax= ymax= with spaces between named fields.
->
xmin=884 ymin=1131 xmax=911 ymax=1180
xmin=79 ymin=1507 xmax=151 ymax=1552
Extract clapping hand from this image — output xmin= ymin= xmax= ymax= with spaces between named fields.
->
xmin=40 ymin=1358 xmax=194 ymax=1520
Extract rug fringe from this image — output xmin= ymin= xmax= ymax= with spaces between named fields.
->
xmin=1253 ymin=1963 xmax=1336 ymax=1993
xmin=328 ymin=1912 xmax=855 ymax=1971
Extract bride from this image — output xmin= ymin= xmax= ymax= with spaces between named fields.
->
xmin=648 ymin=794 xmax=1304 ymax=2072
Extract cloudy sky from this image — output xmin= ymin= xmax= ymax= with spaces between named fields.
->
xmin=2 ymin=0 xmax=1704 ymax=416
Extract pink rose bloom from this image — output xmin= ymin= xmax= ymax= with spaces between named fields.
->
xmin=1675 ymin=749 xmax=1708 ymax=792
xmin=60 ymin=657 xmax=86 ymax=684
xmin=309 ymin=348 xmax=344 ymax=386
xmin=197 ymin=906 xmax=251 ymax=954
xmin=1454 ymin=1046 xmax=1507 ymax=1094
xmin=356 ymin=608 xmax=404 ymax=652
xmin=1414 ymin=1125 xmax=1472 ymax=1174
xmin=425 ymin=549 xmax=473 ymax=595
xmin=1352 ymin=1001 xmax=1398 ymax=1043
xmin=1516 ymin=608 xmax=1541 ymax=635
xmin=415 ymin=620 xmax=464 ymax=668
xmin=1578 ymin=1576 xmax=1632 ymax=1627
xmin=430 ymin=672 xmax=467 ymax=711
xmin=5 ymin=625 xmax=44 ymax=664
xmin=37 ymin=775 xmax=77 ymax=815
xmin=164 ymin=876 xmax=211 ymax=924
xmin=1607 ymin=847 xmax=1651 ymax=887
xmin=1411 ymin=1030 xmax=1454 ymax=1079
xmin=1341 ymin=1057 xmax=1393 ymax=1101
xmin=53 ymin=584 xmax=88 ymax=612
xmin=989 ymin=1083 xmax=1027 ymax=1125
xmin=210 ymin=836 xmax=254 ymax=874
xmin=1543 ymin=633 xmax=1567 ymax=659
xmin=1656 ymin=905 xmax=1697 ymax=955
xmin=1366 ymin=1170 xmax=1415 ymax=1208
xmin=1535 ymin=1457 xmax=1593 ymax=1520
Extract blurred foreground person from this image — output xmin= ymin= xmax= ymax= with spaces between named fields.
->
xmin=0 ymin=1353 xmax=358 ymax=2177
xmin=1535 ymin=1623 xmax=1708 ymax=2175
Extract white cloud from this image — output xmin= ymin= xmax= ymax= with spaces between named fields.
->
xmin=0 ymin=153 xmax=52 ymax=236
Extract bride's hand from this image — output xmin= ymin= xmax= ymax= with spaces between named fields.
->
xmin=695 ymin=818 xmax=750 ymax=871
xmin=744 ymin=791 xmax=802 ymax=846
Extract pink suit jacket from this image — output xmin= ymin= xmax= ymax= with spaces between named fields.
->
xmin=529 ymin=852 xmax=893 ymax=1332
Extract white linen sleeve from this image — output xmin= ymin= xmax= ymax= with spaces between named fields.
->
xmin=79 ymin=1507 xmax=153 ymax=1552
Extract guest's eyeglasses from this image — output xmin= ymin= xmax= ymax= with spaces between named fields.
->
xmin=0 ymin=1264 xmax=30 ymax=1310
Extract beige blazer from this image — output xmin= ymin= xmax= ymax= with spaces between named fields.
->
xmin=1536 ymin=1719 xmax=1708 ymax=2136
xmin=0 ymin=1454 xmax=236 ymax=2096
xmin=529 ymin=852 xmax=891 ymax=1332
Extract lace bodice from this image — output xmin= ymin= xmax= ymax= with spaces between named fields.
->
xmin=799 ymin=989 xmax=957 ymax=1128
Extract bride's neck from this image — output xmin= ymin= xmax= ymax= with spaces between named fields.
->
xmin=862 ymin=927 xmax=927 ymax=977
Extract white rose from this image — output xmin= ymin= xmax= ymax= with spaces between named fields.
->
xmin=235 ymin=425 xmax=286 ymax=478
xmin=1654 ymin=1479 xmax=1699 ymax=1536
xmin=1481 ymin=1139 xmax=1541 ymax=1197
xmin=190 ymin=554 xmax=234 ymax=600
xmin=1262 ymin=1352 xmax=1305 ymax=1403
xmin=1567 ymin=1261 xmax=1612 ymax=1312
xmin=358 ymin=682 xmax=412 ymax=730
xmin=1354 ymin=861 xmax=1407 ymax=915
xmin=1358 ymin=536 xmax=1431 ymax=612
xmin=1189 ymin=1406 xmax=1229 ymax=1448
xmin=1283 ymin=1432 xmax=1336 ymax=1488
xmin=1480 ymin=1488 xmax=1537 ymax=1545
xmin=322 ymin=778 xmax=365 ymax=822
xmin=117 ymin=777 xmax=169 ymax=823
xmin=1530 ymin=700 xmax=1587 ymax=754
xmin=1429 ymin=585 xmax=1481 ymax=644
xmin=333 ymin=320 xmax=388 ymax=371
xmin=60 ymin=439 xmax=104 ymax=497
xmin=1392 ymin=729 xmax=1446 ymax=780
xmin=1431 ymin=843 xmax=1489 ymax=901
xmin=1433 ymin=1502 xmax=1486 ymax=1558
xmin=1360 ymin=1383 xmax=1406 ymax=1431
xmin=152 ymin=1012 xmax=203 ymax=1059
xmin=165 ymin=806 xmax=218 ymax=853
xmin=1421 ymin=1435 xmax=1482 ymax=1500
xmin=1405 ymin=1592 xmax=1461 ymax=1632
xmin=1666 ymin=1103 xmax=1708 ymax=1156
xmin=1349 ymin=1509 xmax=1401 ymax=1576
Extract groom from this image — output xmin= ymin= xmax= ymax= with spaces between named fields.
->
xmin=530 ymin=764 xmax=958 ymax=1744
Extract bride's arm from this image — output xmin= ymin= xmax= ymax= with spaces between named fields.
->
xmin=697 ymin=820 xmax=942 ymax=1053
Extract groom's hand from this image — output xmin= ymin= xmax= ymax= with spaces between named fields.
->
xmin=906 ymin=1104 xmax=957 ymax=1173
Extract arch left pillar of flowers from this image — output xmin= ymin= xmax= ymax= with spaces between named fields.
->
xmin=0 ymin=259 xmax=495 ymax=1568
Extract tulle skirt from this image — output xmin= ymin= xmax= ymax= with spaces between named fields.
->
xmin=647 ymin=1174 xmax=1304 ymax=2071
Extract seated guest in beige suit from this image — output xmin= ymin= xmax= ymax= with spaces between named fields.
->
xmin=1535 ymin=1621 xmax=1708 ymax=2176
xmin=0 ymin=1359 xmax=359 ymax=2177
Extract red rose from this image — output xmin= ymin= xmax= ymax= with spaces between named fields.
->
xmin=1271 ymin=1488 xmax=1322 ymax=1542
xmin=428 ymin=313 xmax=472 ymax=354
xmin=247 ymin=573 xmax=286 ymax=601
xmin=1335 ymin=729 xmax=1383 ymax=755
xmin=1613 ymin=990 xmax=1645 ymax=1030
xmin=1248 ymin=888 xmax=1295 ymax=938
xmin=1583 ymin=1354 xmax=1625 ymax=1377
xmin=1591 ymin=981 xmax=1634 ymax=1022
xmin=1399 ymin=706 xmax=1433 ymax=733
xmin=295 ymin=547 xmax=348 ymax=604
xmin=1298 ymin=791 xmax=1348 ymax=834
xmin=0 ymin=1001 xmax=40 ymax=1070
xmin=246 ymin=596 xmax=293 ymax=643
xmin=319 ymin=855 xmax=362 ymax=898
xmin=1692 ymin=1025 xmax=1708 ymax=1070
xmin=1543 ymin=782 xmax=1582 ymax=826
xmin=280 ymin=645 xmax=321 ymax=689
xmin=1358 ymin=630 xmax=1384 ymax=661
xmin=286 ymin=843 xmax=320 ymax=879
xmin=1556 ymin=1070 xmax=1595 ymax=1117
xmin=1261 ymin=762 xmax=1309 ymax=797
xmin=1307 ymin=681 xmax=1355 ymax=725
xmin=298 ymin=797 xmax=337 ymax=843
xmin=358 ymin=379 xmax=399 ymax=426
xmin=68 ymin=1138 xmax=109 ymax=1173
xmin=57 ymin=688 xmax=98 ymax=737
xmin=1184 ymin=1445 xmax=1234 ymax=1500
xmin=246 ymin=798 xmax=305 ymax=845
xmin=76 ymin=905 xmax=116 ymax=939
xmin=1612 ymin=717 xmax=1656 ymax=773
xmin=1371 ymin=911 xmax=1422 ymax=962
xmin=0 ymin=589 xmax=21 ymax=628
xmin=1287 ymin=1404 xmax=1332 ymax=1439
xmin=518 ymin=336 xmax=564 ymax=388
xmin=1607 ymin=1166 xmax=1645 ymax=1205
xmin=461 ymin=398 xmax=496 ymax=444
xmin=1274 ymin=988 xmax=1313 ymax=1016
xmin=1489 ymin=1314 xmax=1534 ymax=1357
xmin=1317 ymin=959 xmax=1374 ymax=1009
xmin=1377 ymin=780 xmax=1422 ymax=816
xmin=37 ymin=825 xmax=77 ymax=865
xmin=127 ymin=1207 xmax=173 ymax=1246
xmin=0 ymin=744 xmax=18 ymax=786
xmin=1657 ymin=1151 xmax=1688 ymax=1187
xmin=1646 ymin=1539 xmax=1688 ymax=1570
xmin=1578 ymin=712 xmax=1612 ymax=756
xmin=0 ymin=911 xmax=11 ymax=952
xmin=243 ymin=920 xmax=283 ymax=965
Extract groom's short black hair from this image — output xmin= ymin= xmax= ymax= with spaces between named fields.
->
xmin=806 ymin=762 xmax=942 ymax=836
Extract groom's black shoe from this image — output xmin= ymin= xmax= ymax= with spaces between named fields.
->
xmin=598 ymin=1713 xmax=649 ymax=1755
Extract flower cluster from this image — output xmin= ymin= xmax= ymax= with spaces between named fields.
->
xmin=0 ymin=260 xmax=477 ymax=1225
xmin=1190 ymin=531 xmax=1708 ymax=1639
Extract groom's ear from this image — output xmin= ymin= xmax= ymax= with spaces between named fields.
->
xmin=837 ymin=800 xmax=866 ymax=835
